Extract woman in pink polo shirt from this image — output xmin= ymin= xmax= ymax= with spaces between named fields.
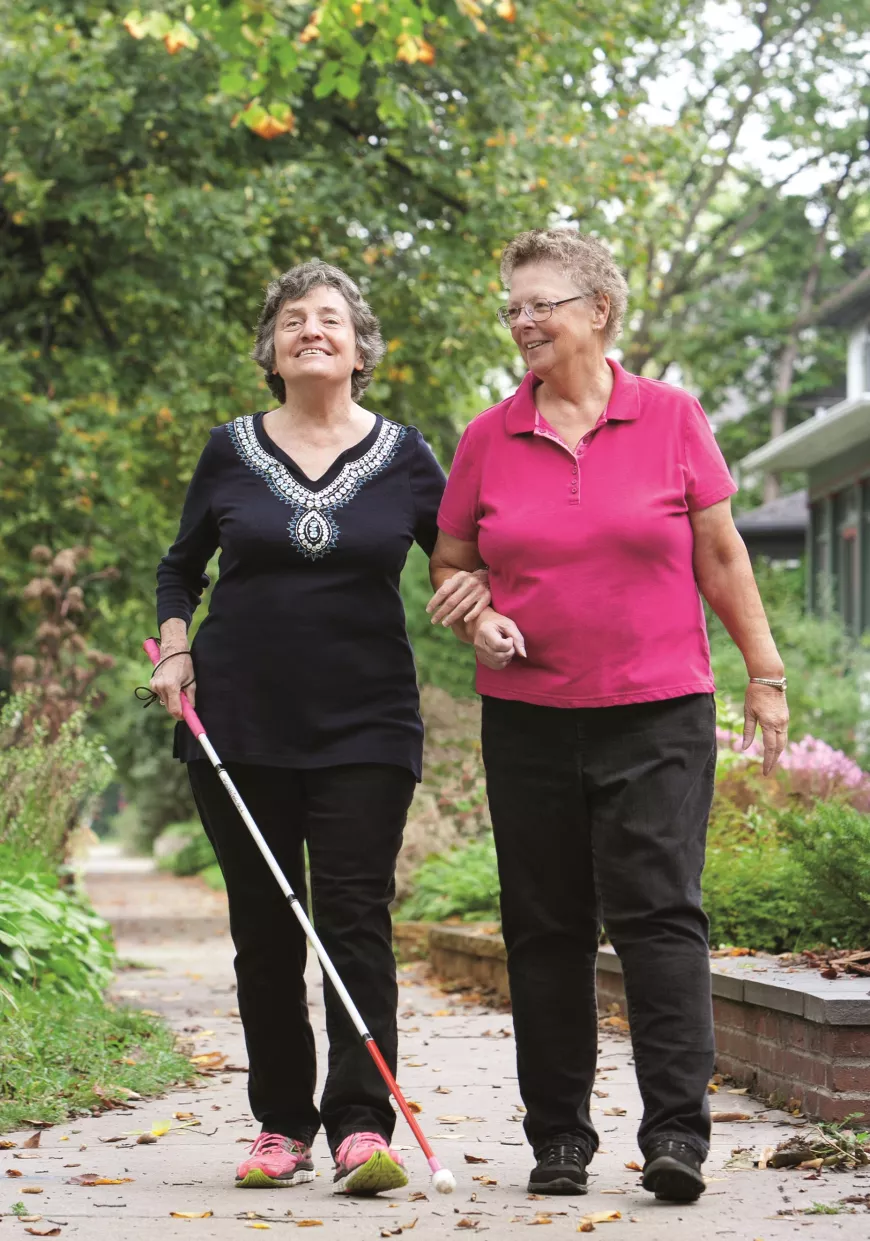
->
xmin=427 ymin=228 xmax=789 ymax=1204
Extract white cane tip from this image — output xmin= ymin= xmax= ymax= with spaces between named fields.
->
xmin=432 ymin=1168 xmax=456 ymax=1194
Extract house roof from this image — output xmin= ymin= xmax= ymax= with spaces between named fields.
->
xmin=740 ymin=396 xmax=870 ymax=473
xmin=734 ymin=489 xmax=808 ymax=534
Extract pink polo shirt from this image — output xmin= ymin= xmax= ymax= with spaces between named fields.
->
xmin=437 ymin=359 xmax=737 ymax=708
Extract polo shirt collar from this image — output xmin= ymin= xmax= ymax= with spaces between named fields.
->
xmin=504 ymin=357 xmax=641 ymax=436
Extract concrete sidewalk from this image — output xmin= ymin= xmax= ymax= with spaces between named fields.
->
xmin=3 ymin=847 xmax=869 ymax=1238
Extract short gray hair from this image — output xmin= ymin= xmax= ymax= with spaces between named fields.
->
xmin=500 ymin=229 xmax=629 ymax=347
xmin=252 ymin=260 xmax=385 ymax=402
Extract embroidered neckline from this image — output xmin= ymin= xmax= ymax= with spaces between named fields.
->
xmin=227 ymin=414 xmax=406 ymax=559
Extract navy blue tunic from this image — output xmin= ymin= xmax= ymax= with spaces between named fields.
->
xmin=156 ymin=412 xmax=446 ymax=778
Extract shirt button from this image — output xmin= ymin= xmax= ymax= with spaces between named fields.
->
xmin=571 ymin=486 xmax=578 ymax=493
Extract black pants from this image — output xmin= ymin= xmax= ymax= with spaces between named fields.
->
xmin=188 ymin=760 xmax=415 ymax=1151
xmin=481 ymin=693 xmax=716 ymax=1161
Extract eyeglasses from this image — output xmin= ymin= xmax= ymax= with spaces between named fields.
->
xmin=497 ymin=295 xmax=586 ymax=329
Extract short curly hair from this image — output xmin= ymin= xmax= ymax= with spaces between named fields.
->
xmin=251 ymin=260 xmax=386 ymax=403
xmin=500 ymin=229 xmax=629 ymax=348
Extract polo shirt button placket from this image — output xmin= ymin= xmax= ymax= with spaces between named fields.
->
xmin=570 ymin=460 xmax=579 ymax=501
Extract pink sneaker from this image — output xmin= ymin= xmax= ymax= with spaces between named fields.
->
xmin=333 ymin=1131 xmax=408 ymax=1195
xmin=235 ymin=1132 xmax=315 ymax=1189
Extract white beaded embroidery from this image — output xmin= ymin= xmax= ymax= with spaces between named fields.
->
xmin=227 ymin=415 xmax=406 ymax=559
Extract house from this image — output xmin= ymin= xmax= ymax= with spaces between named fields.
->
xmin=734 ymin=488 xmax=808 ymax=562
xmin=740 ymin=269 xmax=870 ymax=631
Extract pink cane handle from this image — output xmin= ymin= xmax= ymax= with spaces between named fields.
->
xmin=142 ymin=638 xmax=207 ymax=739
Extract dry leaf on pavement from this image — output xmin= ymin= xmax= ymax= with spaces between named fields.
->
xmin=455 ymin=1222 xmax=479 ymax=1231
xmin=22 ymin=1188 xmax=45 ymax=1195
xmin=712 ymin=1112 xmax=751 ymax=1123
xmin=624 ymin=1161 xmax=642 ymax=1171
xmin=22 ymin=1132 xmax=42 ymax=1149
xmin=296 ymin=1224 xmax=324 ymax=1229
xmin=170 ymin=1211 xmax=213 ymax=1218
xmin=6 ymin=1167 xmax=23 ymax=1177
xmin=408 ymin=1191 xmax=428 ymax=1201
xmin=68 ymin=1175 xmax=134 ymax=1186
xmin=25 ymin=1229 xmax=61 ymax=1237
xmin=580 ymin=1212 xmax=622 ymax=1224
xmin=137 ymin=1134 xmax=157 ymax=1145
xmin=602 ymin=1108 xmax=626 ymax=1117
xmin=407 ymin=1101 xmax=423 ymax=1114
xmin=464 ymin=1154 xmax=488 ymax=1164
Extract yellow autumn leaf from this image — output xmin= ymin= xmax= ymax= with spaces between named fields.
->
xmin=151 ymin=1119 xmax=172 ymax=1137
xmin=170 ymin=1212 xmax=213 ymax=1219
xmin=579 ymin=1211 xmax=622 ymax=1226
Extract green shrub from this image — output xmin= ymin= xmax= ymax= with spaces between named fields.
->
xmin=0 ymin=871 xmax=114 ymax=1001
xmin=159 ymin=827 xmax=217 ymax=877
xmin=0 ymin=695 xmax=114 ymax=867
xmin=708 ymin=561 xmax=870 ymax=759
xmin=199 ymin=861 xmax=226 ymax=891
xmin=396 ymin=835 xmax=500 ymax=923
xmin=778 ymin=800 xmax=870 ymax=941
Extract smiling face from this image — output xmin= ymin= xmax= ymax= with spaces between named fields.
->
xmin=272 ymin=286 xmax=363 ymax=395
xmin=507 ymin=261 xmax=609 ymax=378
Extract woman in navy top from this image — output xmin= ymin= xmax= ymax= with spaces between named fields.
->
xmin=151 ymin=260 xmax=488 ymax=1196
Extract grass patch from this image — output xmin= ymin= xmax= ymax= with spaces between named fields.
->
xmin=0 ymin=986 xmax=195 ymax=1132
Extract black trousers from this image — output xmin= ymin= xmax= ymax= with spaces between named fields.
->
xmin=188 ymin=760 xmax=415 ymax=1151
xmin=481 ymin=693 xmax=716 ymax=1160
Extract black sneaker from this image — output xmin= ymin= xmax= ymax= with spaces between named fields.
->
xmin=642 ymin=1139 xmax=706 ymax=1202
xmin=528 ymin=1136 xmax=589 ymax=1195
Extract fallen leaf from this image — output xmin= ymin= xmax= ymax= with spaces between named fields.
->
xmin=578 ymin=1226 xmax=595 ymax=1234
xmin=727 ymin=1087 xmax=749 ymax=1096
xmin=602 ymin=1108 xmax=626 ymax=1117
xmin=151 ymin=1120 xmax=173 ymax=1137
xmin=68 ymin=1175 xmax=134 ymax=1186
xmin=624 ymin=1161 xmax=642 ymax=1172
xmin=401 ymin=1223 xmax=418 ymax=1232
xmin=408 ymin=1191 xmax=428 ymax=1201
xmin=171 ymin=1211 xmax=214 ymax=1218
xmin=174 ymin=1112 xmax=196 ymax=1121
xmin=438 ymin=1115 xmax=473 ymax=1123
xmin=464 ymin=1154 xmax=488 ymax=1164
xmin=296 ymin=1224 xmax=324 ymax=1230
xmin=407 ymin=1101 xmax=423 ymax=1114
xmin=592 ymin=1090 xmax=609 ymax=1098
xmin=137 ymin=1134 xmax=157 ymax=1145
xmin=247 ymin=1226 xmax=271 ymax=1232
xmin=190 ymin=1052 xmax=228 ymax=1069
xmin=19 ymin=1218 xmax=42 ymax=1224
xmin=6 ymin=1167 xmax=23 ymax=1177
xmin=432 ymin=1009 xmax=452 ymax=1017
xmin=0 ymin=1139 xmax=16 ymax=1149
xmin=757 ymin=1146 xmax=775 ymax=1170
xmin=711 ymin=1112 xmax=751 ymax=1123
xmin=435 ymin=1086 xmax=452 ymax=1094
xmin=478 ymin=1177 xmax=498 ymax=1186
xmin=23 ymin=1132 xmax=42 ymax=1149
xmin=820 ymin=967 xmax=839 ymax=980
xmin=529 ymin=1218 xmax=553 ymax=1226
xmin=22 ymin=1188 xmax=45 ymax=1194
xmin=580 ymin=1212 xmax=621 ymax=1224
xmin=455 ymin=1222 xmax=479 ymax=1231
xmin=25 ymin=1230 xmax=61 ymax=1237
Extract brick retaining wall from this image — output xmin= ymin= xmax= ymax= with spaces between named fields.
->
xmin=411 ymin=923 xmax=870 ymax=1124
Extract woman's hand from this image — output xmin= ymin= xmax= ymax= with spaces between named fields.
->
xmin=150 ymin=649 xmax=196 ymax=721
xmin=426 ymin=568 xmax=491 ymax=628
xmin=472 ymin=609 xmax=526 ymax=671
xmin=742 ymin=682 xmax=789 ymax=776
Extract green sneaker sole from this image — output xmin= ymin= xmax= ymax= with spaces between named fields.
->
xmin=235 ymin=1167 xmax=315 ymax=1189
xmin=334 ymin=1149 xmax=409 ymax=1196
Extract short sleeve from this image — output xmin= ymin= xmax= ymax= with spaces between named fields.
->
xmin=409 ymin=430 xmax=447 ymax=556
xmin=437 ymin=424 xmax=483 ymax=542
xmin=683 ymin=399 xmax=738 ymax=512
